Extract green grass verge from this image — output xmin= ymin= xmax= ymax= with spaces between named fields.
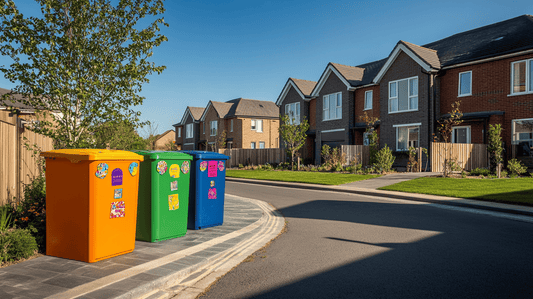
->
xmin=226 ymin=169 xmax=380 ymax=185
xmin=379 ymin=177 xmax=533 ymax=206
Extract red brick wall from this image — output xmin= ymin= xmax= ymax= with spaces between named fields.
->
xmin=355 ymin=85 xmax=381 ymax=121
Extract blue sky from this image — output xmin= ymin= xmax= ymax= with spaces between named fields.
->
xmin=1 ymin=0 xmax=532 ymax=136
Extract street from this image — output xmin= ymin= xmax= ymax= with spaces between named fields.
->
xmin=200 ymin=181 xmax=533 ymax=298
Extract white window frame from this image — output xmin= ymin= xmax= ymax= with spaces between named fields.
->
xmin=285 ymin=102 xmax=301 ymax=125
xmin=250 ymin=142 xmax=256 ymax=149
xmin=452 ymin=126 xmax=471 ymax=144
xmin=178 ymin=127 xmax=181 ymax=138
xmin=364 ymin=90 xmax=373 ymax=110
xmin=210 ymin=120 xmax=217 ymax=136
xmin=323 ymin=92 xmax=342 ymax=121
xmin=186 ymin=123 xmax=193 ymax=139
xmin=251 ymin=119 xmax=263 ymax=132
xmin=512 ymin=118 xmax=533 ymax=145
xmin=388 ymin=76 xmax=418 ymax=114
xmin=259 ymin=141 xmax=265 ymax=149
xmin=251 ymin=119 xmax=256 ymax=130
xmin=230 ymin=119 xmax=233 ymax=132
xmin=510 ymin=59 xmax=533 ymax=95
xmin=458 ymin=71 xmax=472 ymax=97
xmin=393 ymin=123 xmax=421 ymax=151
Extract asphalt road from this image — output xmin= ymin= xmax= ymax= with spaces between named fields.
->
xmin=200 ymin=181 xmax=533 ymax=299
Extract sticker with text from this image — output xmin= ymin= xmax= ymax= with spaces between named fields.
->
xmin=110 ymin=201 xmax=125 ymax=219
xmin=114 ymin=188 xmax=123 ymax=199
xmin=95 ymin=163 xmax=108 ymax=179
xmin=169 ymin=164 xmax=180 ymax=178
xmin=111 ymin=168 xmax=123 ymax=186
xmin=168 ymin=194 xmax=179 ymax=211
xmin=170 ymin=181 xmax=178 ymax=191
xmin=157 ymin=161 xmax=167 ymax=175
xmin=208 ymin=161 xmax=218 ymax=177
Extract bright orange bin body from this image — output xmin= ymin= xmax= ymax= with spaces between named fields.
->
xmin=41 ymin=149 xmax=144 ymax=263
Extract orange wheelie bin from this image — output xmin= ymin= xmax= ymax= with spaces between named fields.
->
xmin=40 ymin=149 xmax=144 ymax=263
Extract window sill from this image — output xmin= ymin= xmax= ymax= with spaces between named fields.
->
xmin=457 ymin=94 xmax=471 ymax=98
xmin=322 ymin=118 xmax=343 ymax=122
xmin=363 ymin=108 xmax=373 ymax=111
xmin=508 ymin=91 xmax=533 ymax=97
xmin=388 ymin=109 xmax=418 ymax=114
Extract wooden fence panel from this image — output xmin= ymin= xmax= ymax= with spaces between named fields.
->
xmin=219 ymin=148 xmax=285 ymax=168
xmin=431 ymin=142 xmax=488 ymax=173
xmin=341 ymin=145 xmax=370 ymax=166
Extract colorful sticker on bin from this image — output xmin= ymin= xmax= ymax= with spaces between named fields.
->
xmin=218 ymin=161 xmax=225 ymax=172
xmin=111 ymin=168 xmax=123 ymax=186
xmin=169 ymin=164 xmax=180 ymax=178
xmin=168 ymin=194 xmax=179 ymax=210
xmin=170 ymin=181 xmax=178 ymax=191
xmin=157 ymin=161 xmax=167 ymax=175
xmin=208 ymin=161 xmax=218 ymax=177
xmin=129 ymin=162 xmax=139 ymax=176
xmin=181 ymin=161 xmax=190 ymax=174
xmin=208 ymin=188 xmax=217 ymax=199
xmin=114 ymin=188 xmax=123 ymax=199
xmin=210 ymin=180 xmax=215 ymax=187
xmin=110 ymin=201 xmax=125 ymax=218
xmin=95 ymin=163 xmax=108 ymax=179
xmin=199 ymin=161 xmax=207 ymax=172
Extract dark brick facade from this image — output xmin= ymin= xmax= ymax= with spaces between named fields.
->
xmin=354 ymin=85 xmax=381 ymax=145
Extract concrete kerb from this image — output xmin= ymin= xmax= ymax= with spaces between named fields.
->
xmin=226 ymin=177 xmax=533 ymax=218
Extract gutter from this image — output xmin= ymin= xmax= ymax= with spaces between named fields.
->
xmin=441 ymin=48 xmax=533 ymax=70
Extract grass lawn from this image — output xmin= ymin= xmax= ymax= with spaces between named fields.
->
xmin=226 ymin=169 xmax=380 ymax=185
xmin=379 ymin=177 xmax=533 ymax=206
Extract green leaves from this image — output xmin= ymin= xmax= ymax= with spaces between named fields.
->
xmin=0 ymin=0 xmax=168 ymax=148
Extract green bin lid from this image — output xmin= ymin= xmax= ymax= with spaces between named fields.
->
xmin=131 ymin=150 xmax=193 ymax=161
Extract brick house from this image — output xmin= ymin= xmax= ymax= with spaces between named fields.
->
xmin=173 ymin=106 xmax=205 ymax=150
xmin=279 ymin=14 xmax=533 ymax=167
xmin=153 ymin=130 xmax=175 ymax=150
xmin=276 ymin=78 xmax=317 ymax=164
xmin=199 ymin=98 xmax=279 ymax=150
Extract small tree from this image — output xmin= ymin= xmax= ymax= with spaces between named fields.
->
xmin=93 ymin=120 xmax=147 ymax=150
xmin=206 ymin=129 xmax=227 ymax=152
xmin=279 ymin=114 xmax=310 ymax=170
xmin=487 ymin=124 xmax=503 ymax=175
xmin=374 ymin=144 xmax=395 ymax=174
xmin=359 ymin=112 xmax=379 ymax=164
xmin=437 ymin=101 xmax=463 ymax=177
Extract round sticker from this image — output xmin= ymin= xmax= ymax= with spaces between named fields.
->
xmin=129 ymin=162 xmax=139 ymax=176
xmin=210 ymin=180 xmax=215 ymax=187
xmin=218 ymin=161 xmax=225 ymax=172
xmin=181 ymin=161 xmax=190 ymax=174
xmin=157 ymin=161 xmax=167 ymax=175
xmin=199 ymin=161 xmax=207 ymax=172
xmin=95 ymin=163 xmax=108 ymax=179
xmin=169 ymin=164 xmax=180 ymax=178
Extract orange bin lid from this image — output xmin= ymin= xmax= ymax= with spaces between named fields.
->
xmin=40 ymin=149 xmax=144 ymax=163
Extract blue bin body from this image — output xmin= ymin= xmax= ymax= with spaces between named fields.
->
xmin=180 ymin=151 xmax=230 ymax=230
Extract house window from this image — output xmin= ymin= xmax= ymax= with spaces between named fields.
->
xmin=323 ymin=92 xmax=342 ymax=121
xmin=203 ymin=122 xmax=205 ymax=134
xmin=186 ymin=123 xmax=193 ymax=139
xmin=513 ymin=118 xmax=533 ymax=157
xmin=210 ymin=120 xmax=217 ymax=136
xmin=259 ymin=141 xmax=265 ymax=149
xmin=230 ymin=119 xmax=233 ymax=132
xmin=364 ymin=91 xmax=373 ymax=110
xmin=285 ymin=102 xmax=300 ymax=124
xmin=452 ymin=126 xmax=471 ymax=143
xmin=251 ymin=142 xmax=256 ymax=149
xmin=251 ymin=119 xmax=263 ymax=132
xmin=511 ymin=59 xmax=533 ymax=94
xmin=178 ymin=127 xmax=181 ymax=138
xmin=389 ymin=77 xmax=418 ymax=113
xmin=458 ymin=71 xmax=472 ymax=96
xmin=394 ymin=123 xmax=420 ymax=151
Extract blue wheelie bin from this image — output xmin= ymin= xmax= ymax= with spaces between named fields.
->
xmin=180 ymin=151 xmax=230 ymax=230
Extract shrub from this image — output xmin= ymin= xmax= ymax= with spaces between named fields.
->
xmin=238 ymin=164 xmax=244 ymax=169
xmin=461 ymin=170 xmax=467 ymax=178
xmin=1 ymin=205 xmax=14 ymax=233
xmin=374 ymin=145 xmax=395 ymax=174
xmin=500 ymin=170 xmax=508 ymax=178
xmin=470 ymin=168 xmax=490 ymax=176
xmin=13 ymin=176 xmax=46 ymax=252
xmin=0 ymin=227 xmax=38 ymax=263
xmin=507 ymin=159 xmax=528 ymax=177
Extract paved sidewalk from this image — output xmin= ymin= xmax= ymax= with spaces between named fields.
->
xmin=227 ymin=176 xmax=533 ymax=218
xmin=0 ymin=195 xmax=285 ymax=299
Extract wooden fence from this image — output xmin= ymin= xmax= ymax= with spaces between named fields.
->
xmin=341 ymin=145 xmax=370 ymax=166
xmin=431 ymin=142 xmax=488 ymax=173
xmin=1 ymin=118 xmax=53 ymax=205
xmin=219 ymin=148 xmax=286 ymax=168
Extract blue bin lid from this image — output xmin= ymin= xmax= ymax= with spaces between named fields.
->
xmin=179 ymin=150 xmax=230 ymax=160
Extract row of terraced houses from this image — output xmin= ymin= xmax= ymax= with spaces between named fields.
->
xmin=173 ymin=15 xmax=533 ymax=168
xmin=276 ymin=14 xmax=533 ymax=167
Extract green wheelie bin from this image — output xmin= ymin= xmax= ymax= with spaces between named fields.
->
xmin=133 ymin=151 xmax=193 ymax=242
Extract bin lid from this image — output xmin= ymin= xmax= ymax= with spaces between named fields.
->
xmin=40 ymin=149 xmax=144 ymax=163
xmin=179 ymin=150 xmax=230 ymax=160
xmin=131 ymin=150 xmax=193 ymax=161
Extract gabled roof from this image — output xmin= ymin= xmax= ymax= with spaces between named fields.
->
xmin=275 ymin=78 xmax=317 ymax=106
xmin=199 ymin=101 xmax=233 ymax=121
xmin=154 ymin=130 xmax=174 ymax=142
xmin=311 ymin=63 xmax=366 ymax=97
xmin=0 ymin=87 xmax=38 ymax=111
xmin=173 ymin=106 xmax=205 ymax=127
xmin=201 ymin=98 xmax=279 ymax=121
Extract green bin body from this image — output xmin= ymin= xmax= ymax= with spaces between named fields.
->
xmin=133 ymin=151 xmax=193 ymax=242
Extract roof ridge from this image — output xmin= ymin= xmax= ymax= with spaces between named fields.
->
xmin=400 ymin=40 xmax=438 ymax=52
xmin=290 ymin=78 xmax=317 ymax=83
xmin=330 ymin=62 xmax=363 ymax=69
